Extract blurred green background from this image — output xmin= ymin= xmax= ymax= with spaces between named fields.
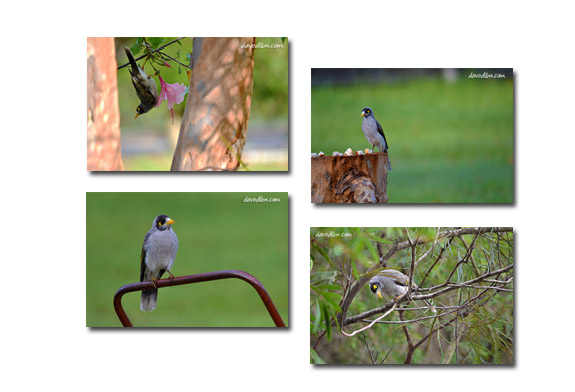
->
xmin=86 ymin=192 xmax=289 ymax=327
xmin=116 ymin=37 xmax=288 ymax=171
xmin=311 ymin=69 xmax=514 ymax=203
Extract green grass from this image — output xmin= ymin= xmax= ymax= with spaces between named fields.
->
xmin=311 ymin=77 xmax=514 ymax=203
xmin=86 ymin=192 xmax=289 ymax=327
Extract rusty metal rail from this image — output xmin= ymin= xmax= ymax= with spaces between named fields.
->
xmin=114 ymin=269 xmax=286 ymax=327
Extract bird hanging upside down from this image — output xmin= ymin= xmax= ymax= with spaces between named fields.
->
xmin=124 ymin=47 xmax=158 ymax=119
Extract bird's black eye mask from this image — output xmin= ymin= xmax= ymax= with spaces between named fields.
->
xmin=155 ymin=215 xmax=170 ymax=227
xmin=365 ymin=110 xmax=370 ymax=115
xmin=370 ymin=283 xmax=379 ymax=293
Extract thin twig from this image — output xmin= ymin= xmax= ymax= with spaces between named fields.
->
xmin=399 ymin=310 xmax=415 ymax=364
xmin=117 ymin=37 xmax=188 ymax=70
xmin=342 ymin=303 xmax=397 ymax=337
xmin=342 ymin=264 xmax=513 ymax=326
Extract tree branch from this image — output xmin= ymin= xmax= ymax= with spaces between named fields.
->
xmin=342 ymin=264 xmax=513 ymax=326
xmin=338 ymin=228 xmax=513 ymax=325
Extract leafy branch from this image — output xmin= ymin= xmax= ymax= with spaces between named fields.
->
xmin=311 ymin=227 xmax=514 ymax=364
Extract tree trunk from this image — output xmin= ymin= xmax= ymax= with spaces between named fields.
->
xmin=171 ymin=37 xmax=255 ymax=171
xmin=311 ymin=153 xmax=389 ymax=203
xmin=87 ymin=37 xmax=123 ymax=171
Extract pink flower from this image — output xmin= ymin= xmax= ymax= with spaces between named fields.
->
xmin=156 ymin=75 xmax=187 ymax=109
xmin=156 ymin=75 xmax=188 ymax=123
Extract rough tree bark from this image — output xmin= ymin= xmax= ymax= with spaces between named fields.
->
xmin=171 ymin=37 xmax=255 ymax=171
xmin=311 ymin=153 xmax=390 ymax=203
xmin=87 ymin=37 xmax=123 ymax=171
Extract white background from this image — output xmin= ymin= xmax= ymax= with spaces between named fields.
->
xmin=2 ymin=0 xmax=574 ymax=390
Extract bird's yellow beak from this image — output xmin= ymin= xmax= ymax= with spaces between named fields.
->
xmin=134 ymin=113 xmax=141 ymax=119
xmin=166 ymin=219 xmax=175 ymax=225
xmin=377 ymin=290 xmax=383 ymax=299
xmin=361 ymin=112 xmax=365 ymax=117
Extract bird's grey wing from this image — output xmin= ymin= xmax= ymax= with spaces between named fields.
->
xmin=166 ymin=231 xmax=179 ymax=273
xmin=376 ymin=119 xmax=389 ymax=151
xmin=392 ymin=278 xmax=408 ymax=287
xmin=131 ymin=76 xmax=157 ymax=106
xmin=140 ymin=231 xmax=151 ymax=282
xmin=381 ymin=270 xmax=408 ymax=284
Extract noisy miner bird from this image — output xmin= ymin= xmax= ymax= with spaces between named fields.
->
xmin=124 ymin=47 xmax=158 ymax=119
xmin=140 ymin=215 xmax=179 ymax=312
xmin=369 ymin=269 xmax=435 ymax=311
xmin=361 ymin=107 xmax=392 ymax=170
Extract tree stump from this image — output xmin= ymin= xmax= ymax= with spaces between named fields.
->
xmin=87 ymin=37 xmax=123 ymax=171
xmin=311 ymin=153 xmax=389 ymax=203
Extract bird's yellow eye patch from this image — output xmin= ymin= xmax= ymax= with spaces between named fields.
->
xmin=158 ymin=222 xmax=163 ymax=226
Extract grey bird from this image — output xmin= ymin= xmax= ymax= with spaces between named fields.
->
xmin=125 ymin=47 xmax=158 ymax=119
xmin=361 ymin=107 xmax=392 ymax=170
xmin=140 ymin=215 xmax=179 ymax=312
xmin=369 ymin=269 xmax=435 ymax=311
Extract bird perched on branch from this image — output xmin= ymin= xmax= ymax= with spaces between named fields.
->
xmin=140 ymin=215 xmax=179 ymax=312
xmin=124 ymin=47 xmax=158 ymax=119
xmin=369 ymin=269 xmax=435 ymax=311
xmin=361 ymin=107 xmax=392 ymax=170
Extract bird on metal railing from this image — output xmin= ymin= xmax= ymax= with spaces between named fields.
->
xmin=361 ymin=107 xmax=392 ymax=170
xmin=124 ymin=47 xmax=158 ymax=119
xmin=140 ymin=215 xmax=179 ymax=312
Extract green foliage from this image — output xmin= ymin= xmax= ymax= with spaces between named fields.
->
xmin=311 ymin=77 xmax=514 ymax=203
xmin=86 ymin=192 xmax=288 ymax=327
xmin=310 ymin=227 xmax=514 ymax=364
xmin=148 ymin=37 xmax=164 ymax=49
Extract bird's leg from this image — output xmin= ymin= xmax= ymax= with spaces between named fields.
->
xmin=151 ymin=278 xmax=158 ymax=288
xmin=371 ymin=144 xmax=375 ymax=152
xmin=166 ymin=270 xmax=175 ymax=280
xmin=393 ymin=294 xmax=405 ymax=303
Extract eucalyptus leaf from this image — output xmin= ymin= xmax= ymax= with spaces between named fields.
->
xmin=321 ymin=303 xmax=331 ymax=340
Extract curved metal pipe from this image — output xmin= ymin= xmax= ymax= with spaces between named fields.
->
xmin=114 ymin=270 xmax=286 ymax=327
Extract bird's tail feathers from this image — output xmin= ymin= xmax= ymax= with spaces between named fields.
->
xmin=385 ymin=154 xmax=392 ymax=171
xmin=124 ymin=47 xmax=140 ymax=74
xmin=140 ymin=288 xmax=158 ymax=312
